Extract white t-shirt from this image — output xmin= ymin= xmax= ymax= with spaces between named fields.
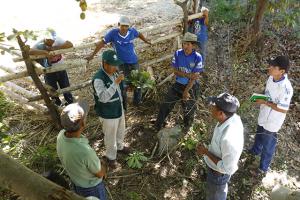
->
xmin=204 ymin=114 xmax=244 ymax=175
xmin=258 ymin=74 xmax=293 ymax=132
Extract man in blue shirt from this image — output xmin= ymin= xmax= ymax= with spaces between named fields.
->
xmin=29 ymin=31 xmax=74 ymax=106
xmin=189 ymin=6 xmax=209 ymax=64
xmin=155 ymin=32 xmax=203 ymax=131
xmin=87 ymin=16 xmax=151 ymax=107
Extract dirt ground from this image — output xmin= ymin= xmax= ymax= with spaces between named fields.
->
xmin=1 ymin=0 xmax=299 ymax=200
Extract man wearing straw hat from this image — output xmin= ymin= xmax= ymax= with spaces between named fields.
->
xmin=155 ymin=32 xmax=203 ymax=131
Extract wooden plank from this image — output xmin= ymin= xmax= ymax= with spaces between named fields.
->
xmin=3 ymin=81 xmax=38 ymax=99
xmin=28 ymin=80 xmax=92 ymax=102
xmin=157 ymin=73 xmax=174 ymax=86
xmin=0 ymin=86 xmax=47 ymax=112
xmin=136 ymin=32 xmax=182 ymax=50
xmin=140 ymin=54 xmax=173 ymax=67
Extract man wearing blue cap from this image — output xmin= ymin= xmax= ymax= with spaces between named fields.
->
xmin=30 ymin=30 xmax=74 ymax=106
xmin=92 ymin=49 xmax=130 ymax=169
xmin=196 ymin=93 xmax=244 ymax=200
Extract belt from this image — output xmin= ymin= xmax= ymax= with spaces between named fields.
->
xmin=209 ymin=167 xmax=224 ymax=176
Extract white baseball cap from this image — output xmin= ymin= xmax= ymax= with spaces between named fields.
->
xmin=119 ymin=16 xmax=130 ymax=26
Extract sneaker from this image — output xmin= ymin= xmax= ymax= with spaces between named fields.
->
xmin=103 ymin=156 xmax=120 ymax=169
xmin=117 ymin=146 xmax=131 ymax=155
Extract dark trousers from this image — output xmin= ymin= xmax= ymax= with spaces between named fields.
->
xmin=155 ymin=82 xmax=199 ymax=130
xmin=44 ymin=70 xmax=73 ymax=106
xmin=119 ymin=63 xmax=142 ymax=106
xmin=73 ymin=181 xmax=107 ymax=200
xmin=249 ymin=125 xmax=277 ymax=172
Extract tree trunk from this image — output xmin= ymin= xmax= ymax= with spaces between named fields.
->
xmin=252 ymin=0 xmax=268 ymax=36
xmin=0 ymin=151 xmax=86 ymax=200
xmin=16 ymin=35 xmax=61 ymax=129
xmin=175 ymin=0 xmax=189 ymax=33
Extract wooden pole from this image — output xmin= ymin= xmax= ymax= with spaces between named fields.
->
xmin=0 ymin=151 xmax=86 ymax=200
xmin=174 ymin=0 xmax=189 ymax=33
xmin=16 ymin=35 xmax=61 ymax=129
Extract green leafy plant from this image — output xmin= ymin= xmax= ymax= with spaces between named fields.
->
xmin=125 ymin=151 xmax=148 ymax=169
xmin=126 ymin=191 xmax=142 ymax=200
xmin=128 ymin=70 xmax=155 ymax=91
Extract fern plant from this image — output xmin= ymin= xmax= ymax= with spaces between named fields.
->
xmin=125 ymin=151 xmax=148 ymax=169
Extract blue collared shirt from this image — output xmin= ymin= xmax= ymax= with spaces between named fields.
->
xmin=171 ymin=49 xmax=203 ymax=85
xmin=104 ymin=28 xmax=139 ymax=64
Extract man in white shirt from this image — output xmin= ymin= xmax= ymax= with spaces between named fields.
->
xmin=197 ymin=93 xmax=244 ymax=200
xmin=248 ymin=56 xmax=293 ymax=175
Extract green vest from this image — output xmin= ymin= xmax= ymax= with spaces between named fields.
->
xmin=92 ymin=69 xmax=123 ymax=119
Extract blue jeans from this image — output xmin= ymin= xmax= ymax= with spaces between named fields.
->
xmin=119 ymin=63 xmax=142 ymax=106
xmin=44 ymin=70 xmax=73 ymax=106
xmin=198 ymin=40 xmax=207 ymax=65
xmin=249 ymin=125 xmax=277 ymax=172
xmin=206 ymin=168 xmax=231 ymax=200
xmin=73 ymin=181 xmax=107 ymax=200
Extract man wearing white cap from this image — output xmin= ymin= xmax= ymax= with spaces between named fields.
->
xmin=56 ymin=100 xmax=107 ymax=199
xmin=87 ymin=16 xmax=151 ymax=106
xmin=30 ymin=30 xmax=74 ymax=106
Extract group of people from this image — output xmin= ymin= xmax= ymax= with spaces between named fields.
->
xmin=31 ymin=10 xmax=293 ymax=200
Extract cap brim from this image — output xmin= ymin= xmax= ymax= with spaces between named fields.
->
xmin=267 ymin=59 xmax=277 ymax=66
xmin=119 ymin=23 xmax=130 ymax=26
xmin=78 ymin=100 xmax=89 ymax=120
xmin=207 ymin=96 xmax=217 ymax=105
xmin=106 ymin=59 xmax=123 ymax=66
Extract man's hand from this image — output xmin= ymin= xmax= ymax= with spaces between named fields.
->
xmin=100 ymin=160 xmax=107 ymax=179
xmin=115 ymin=74 xmax=125 ymax=84
xmin=188 ymin=73 xmax=200 ymax=80
xmin=85 ymin=55 xmax=94 ymax=63
xmin=255 ymin=99 xmax=266 ymax=105
xmin=196 ymin=144 xmax=208 ymax=156
xmin=182 ymin=90 xmax=190 ymax=101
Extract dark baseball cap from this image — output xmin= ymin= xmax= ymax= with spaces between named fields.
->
xmin=102 ymin=49 xmax=123 ymax=66
xmin=60 ymin=100 xmax=89 ymax=132
xmin=267 ymin=56 xmax=289 ymax=72
xmin=208 ymin=93 xmax=240 ymax=113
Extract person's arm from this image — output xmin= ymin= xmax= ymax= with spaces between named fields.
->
xmin=197 ymin=144 xmax=221 ymax=165
xmin=50 ymin=40 xmax=73 ymax=50
xmin=94 ymin=74 xmax=124 ymax=103
xmin=138 ymin=32 xmax=151 ymax=45
xmin=183 ymin=77 xmax=197 ymax=101
xmin=203 ymin=12 xmax=209 ymax=26
xmin=256 ymin=99 xmax=287 ymax=113
xmin=86 ymin=40 xmax=106 ymax=62
xmin=94 ymin=160 xmax=107 ymax=178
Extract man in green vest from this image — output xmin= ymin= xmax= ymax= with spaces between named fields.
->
xmin=92 ymin=49 xmax=130 ymax=169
